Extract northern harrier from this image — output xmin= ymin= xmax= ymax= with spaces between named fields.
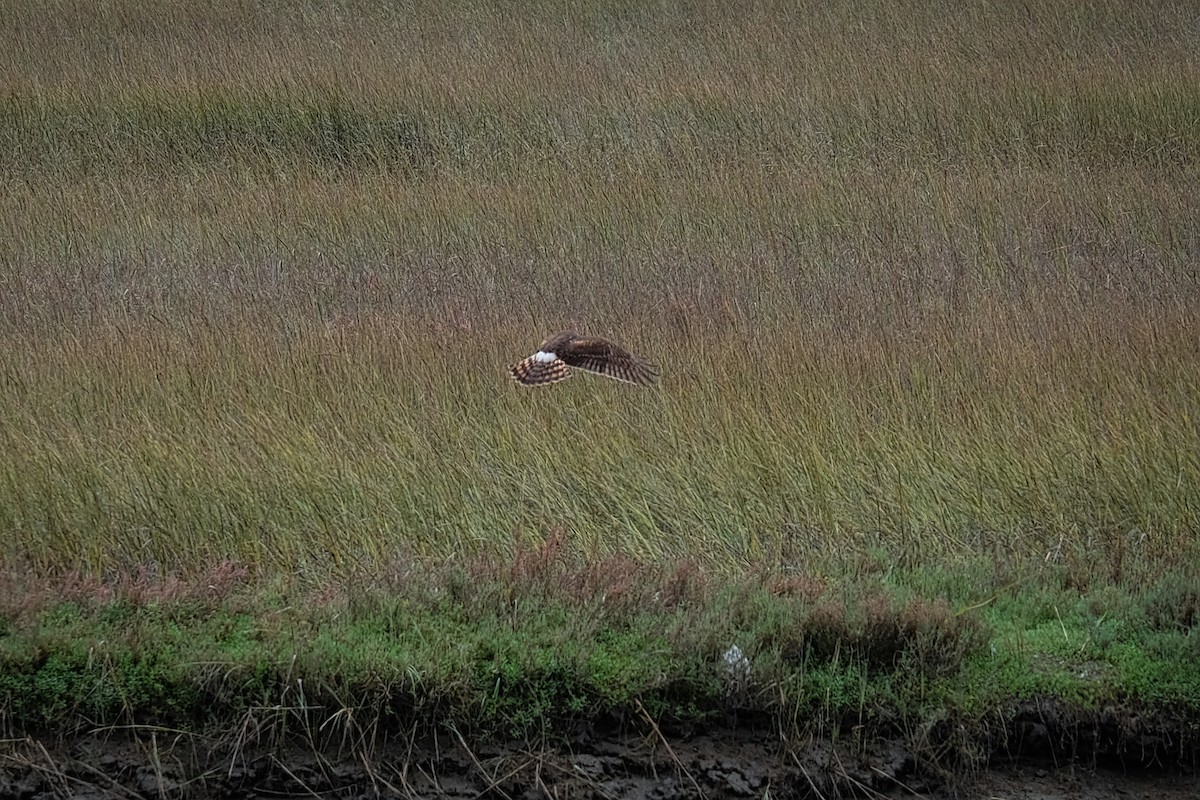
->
xmin=510 ymin=331 xmax=658 ymax=387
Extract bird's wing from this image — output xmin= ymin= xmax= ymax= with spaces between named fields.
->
xmin=559 ymin=336 xmax=658 ymax=385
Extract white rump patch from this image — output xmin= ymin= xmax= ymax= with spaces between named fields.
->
xmin=533 ymin=351 xmax=557 ymax=362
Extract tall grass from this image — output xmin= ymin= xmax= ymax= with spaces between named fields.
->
xmin=0 ymin=0 xmax=1197 ymax=578
xmin=2 ymin=311 xmax=1195 ymax=576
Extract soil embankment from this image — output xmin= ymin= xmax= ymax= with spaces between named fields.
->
xmin=3 ymin=715 xmax=1195 ymax=799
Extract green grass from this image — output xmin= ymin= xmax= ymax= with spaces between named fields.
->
xmin=0 ymin=0 xmax=1198 ymax=765
xmin=1 ymin=555 xmax=1196 ymax=751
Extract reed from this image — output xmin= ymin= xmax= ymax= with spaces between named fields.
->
xmin=0 ymin=0 xmax=1196 ymax=580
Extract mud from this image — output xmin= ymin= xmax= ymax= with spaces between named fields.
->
xmin=1 ymin=721 xmax=1195 ymax=800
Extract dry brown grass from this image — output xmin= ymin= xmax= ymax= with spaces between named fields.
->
xmin=0 ymin=0 xmax=1196 ymax=578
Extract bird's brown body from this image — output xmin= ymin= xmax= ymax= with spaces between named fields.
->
xmin=510 ymin=331 xmax=658 ymax=387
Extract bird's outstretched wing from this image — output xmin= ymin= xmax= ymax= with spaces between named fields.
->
xmin=558 ymin=336 xmax=659 ymax=386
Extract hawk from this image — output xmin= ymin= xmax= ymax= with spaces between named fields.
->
xmin=510 ymin=331 xmax=658 ymax=387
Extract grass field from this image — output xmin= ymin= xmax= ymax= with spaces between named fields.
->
xmin=1 ymin=0 xmax=1199 ymax=777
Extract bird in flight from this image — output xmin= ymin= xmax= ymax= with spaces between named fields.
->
xmin=510 ymin=331 xmax=658 ymax=387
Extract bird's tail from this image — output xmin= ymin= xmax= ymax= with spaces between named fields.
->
xmin=510 ymin=356 xmax=571 ymax=386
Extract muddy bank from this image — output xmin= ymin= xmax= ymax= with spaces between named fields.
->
xmin=2 ymin=728 xmax=899 ymax=799
xmin=2 ymin=710 xmax=1196 ymax=800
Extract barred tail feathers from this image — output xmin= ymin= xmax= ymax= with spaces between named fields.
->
xmin=510 ymin=356 xmax=571 ymax=386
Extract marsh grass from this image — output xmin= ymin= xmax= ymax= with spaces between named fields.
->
xmin=0 ymin=0 xmax=1198 ymax=582
xmin=2 ymin=307 xmax=1195 ymax=578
